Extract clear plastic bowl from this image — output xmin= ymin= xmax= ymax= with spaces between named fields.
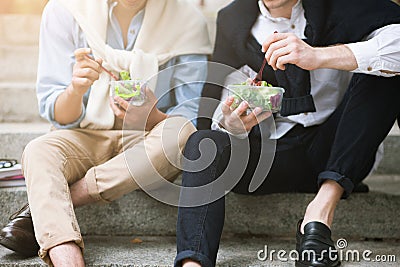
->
xmin=109 ymin=79 xmax=145 ymax=106
xmin=227 ymin=84 xmax=285 ymax=113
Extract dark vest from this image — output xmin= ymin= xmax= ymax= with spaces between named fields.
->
xmin=197 ymin=0 xmax=400 ymax=129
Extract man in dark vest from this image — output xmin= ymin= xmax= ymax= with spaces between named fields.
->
xmin=175 ymin=0 xmax=400 ymax=267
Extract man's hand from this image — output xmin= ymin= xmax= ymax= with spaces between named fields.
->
xmin=109 ymin=87 xmax=168 ymax=131
xmin=262 ymin=33 xmax=317 ymax=70
xmin=220 ymin=96 xmax=271 ymax=136
xmin=262 ymin=33 xmax=357 ymax=71
xmin=54 ymin=48 xmax=103 ymax=125
xmin=69 ymin=48 xmax=103 ymax=97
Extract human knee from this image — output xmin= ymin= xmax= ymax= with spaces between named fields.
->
xmin=173 ymin=117 xmax=197 ymax=149
xmin=22 ymin=136 xmax=55 ymax=167
xmin=23 ymin=137 xmax=44 ymax=158
xmin=22 ymin=135 xmax=68 ymax=184
xmin=183 ymin=130 xmax=227 ymax=161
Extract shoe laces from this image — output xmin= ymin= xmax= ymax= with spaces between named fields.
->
xmin=9 ymin=203 xmax=30 ymax=220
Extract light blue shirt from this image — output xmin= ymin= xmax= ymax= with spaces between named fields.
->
xmin=36 ymin=0 xmax=208 ymax=129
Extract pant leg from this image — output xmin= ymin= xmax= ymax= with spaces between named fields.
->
xmin=22 ymin=129 xmax=118 ymax=263
xmin=315 ymin=74 xmax=400 ymax=198
xmin=231 ymin=74 xmax=400 ymax=198
xmin=176 ymin=74 xmax=400 ymax=266
xmin=175 ymin=125 xmax=319 ymax=267
xmin=231 ymin=124 xmax=319 ymax=194
xmin=175 ymin=130 xmax=231 ymax=267
xmin=84 ymin=116 xmax=196 ymax=203
xmin=176 ymin=94 xmax=400 ymax=267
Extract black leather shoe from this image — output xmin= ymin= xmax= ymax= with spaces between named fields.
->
xmin=353 ymin=182 xmax=369 ymax=193
xmin=0 ymin=204 xmax=39 ymax=257
xmin=295 ymin=220 xmax=340 ymax=267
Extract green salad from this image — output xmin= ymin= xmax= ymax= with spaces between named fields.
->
xmin=113 ymin=71 xmax=142 ymax=100
xmin=229 ymin=80 xmax=284 ymax=112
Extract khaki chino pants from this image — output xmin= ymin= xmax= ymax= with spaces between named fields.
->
xmin=21 ymin=116 xmax=195 ymax=264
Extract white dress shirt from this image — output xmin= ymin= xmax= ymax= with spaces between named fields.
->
xmin=212 ymin=0 xmax=400 ymax=139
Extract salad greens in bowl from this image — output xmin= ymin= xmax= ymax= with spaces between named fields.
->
xmin=109 ymin=71 xmax=145 ymax=106
xmin=228 ymin=80 xmax=285 ymax=113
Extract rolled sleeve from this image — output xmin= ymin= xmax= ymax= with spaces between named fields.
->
xmin=345 ymin=24 xmax=400 ymax=77
xmin=346 ymin=39 xmax=380 ymax=74
xmin=47 ymin=91 xmax=86 ymax=129
xmin=211 ymin=102 xmax=249 ymax=139
xmin=37 ymin=84 xmax=87 ymax=129
xmin=36 ymin=0 xmax=85 ymax=129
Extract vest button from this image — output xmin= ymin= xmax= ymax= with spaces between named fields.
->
xmin=367 ymin=66 xmax=372 ymax=71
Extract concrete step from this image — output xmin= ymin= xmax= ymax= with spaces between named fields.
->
xmin=377 ymin=126 xmax=400 ymax=174
xmin=0 ymin=175 xmax=399 ymax=239
xmin=0 ymin=84 xmax=45 ymax=123
xmin=0 ymin=14 xmax=40 ymax=86
xmin=0 ymin=45 xmax=38 ymax=84
xmin=0 ymin=123 xmax=399 ymax=174
xmin=0 ymin=235 xmax=399 ymax=267
xmin=0 ymin=15 xmax=41 ymax=46
xmin=0 ymin=123 xmax=49 ymax=159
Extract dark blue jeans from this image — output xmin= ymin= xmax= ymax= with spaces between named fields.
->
xmin=175 ymin=74 xmax=400 ymax=267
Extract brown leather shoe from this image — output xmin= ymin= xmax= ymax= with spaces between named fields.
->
xmin=0 ymin=204 xmax=39 ymax=257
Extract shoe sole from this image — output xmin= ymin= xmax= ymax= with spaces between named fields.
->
xmin=0 ymin=235 xmax=38 ymax=257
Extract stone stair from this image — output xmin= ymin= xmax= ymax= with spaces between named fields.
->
xmin=0 ymin=174 xmax=400 ymax=239
xmin=1 ymin=127 xmax=398 ymax=267
xmin=1 ymin=236 xmax=399 ymax=266
xmin=0 ymin=14 xmax=43 ymax=124
xmin=0 ymin=83 xmax=43 ymax=123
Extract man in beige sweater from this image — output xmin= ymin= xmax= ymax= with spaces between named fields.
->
xmin=0 ymin=0 xmax=211 ymax=265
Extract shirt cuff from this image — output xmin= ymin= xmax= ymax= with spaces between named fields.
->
xmin=345 ymin=40 xmax=399 ymax=77
xmin=211 ymin=120 xmax=249 ymax=139
xmin=346 ymin=39 xmax=379 ymax=72
xmin=51 ymin=105 xmax=86 ymax=129
xmin=47 ymin=90 xmax=86 ymax=129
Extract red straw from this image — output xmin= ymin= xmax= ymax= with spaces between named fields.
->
xmin=252 ymin=31 xmax=278 ymax=84
xmin=253 ymin=58 xmax=267 ymax=83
